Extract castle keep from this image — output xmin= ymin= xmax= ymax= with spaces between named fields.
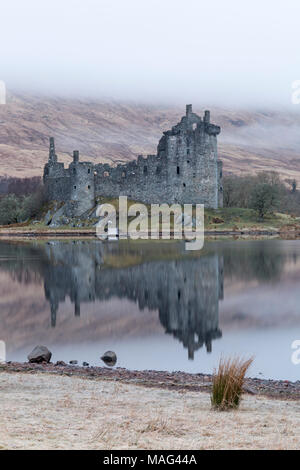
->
xmin=43 ymin=105 xmax=223 ymax=215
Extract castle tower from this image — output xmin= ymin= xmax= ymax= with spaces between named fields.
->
xmin=69 ymin=150 xmax=95 ymax=215
xmin=156 ymin=105 xmax=222 ymax=208
xmin=43 ymin=137 xmax=68 ymax=201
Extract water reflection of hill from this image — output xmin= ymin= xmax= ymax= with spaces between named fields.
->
xmin=220 ymin=242 xmax=286 ymax=282
xmin=0 ymin=240 xmax=224 ymax=358
xmin=0 ymin=239 xmax=298 ymax=359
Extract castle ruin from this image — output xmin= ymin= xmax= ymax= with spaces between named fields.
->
xmin=43 ymin=105 xmax=223 ymax=215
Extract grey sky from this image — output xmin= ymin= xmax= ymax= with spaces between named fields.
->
xmin=1 ymin=0 xmax=300 ymax=107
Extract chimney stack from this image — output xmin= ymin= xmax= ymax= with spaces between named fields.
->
xmin=73 ymin=150 xmax=79 ymax=163
xmin=186 ymin=104 xmax=192 ymax=116
xmin=204 ymin=110 xmax=210 ymax=124
xmin=49 ymin=137 xmax=57 ymax=162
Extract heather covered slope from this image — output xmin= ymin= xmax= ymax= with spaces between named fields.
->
xmin=1 ymin=92 xmax=300 ymax=182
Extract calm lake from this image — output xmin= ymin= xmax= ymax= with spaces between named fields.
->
xmin=1 ymin=238 xmax=300 ymax=381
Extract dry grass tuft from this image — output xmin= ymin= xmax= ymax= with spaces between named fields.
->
xmin=140 ymin=417 xmax=184 ymax=437
xmin=211 ymin=356 xmax=253 ymax=411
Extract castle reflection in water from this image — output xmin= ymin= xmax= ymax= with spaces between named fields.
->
xmin=0 ymin=240 xmax=224 ymax=359
xmin=42 ymin=241 xmax=224 ymax=359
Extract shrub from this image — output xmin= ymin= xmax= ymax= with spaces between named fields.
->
xmin=0 ymin=188 xmax=45 ymax=225
xmin=19 ymin=189 xmax=45 ymax=221
xmin=250 ymin=182 xmax=280 ymax=219
xmin=0 ymin=194 xmax=20 ymax=224
xmin=223 ymin=171 xmax=300 ymax=217
xmin=211 ymin=356 xmax=253 ymax=411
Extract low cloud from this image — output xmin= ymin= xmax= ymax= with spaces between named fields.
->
xmin=1 ymin=0 xmax=300 ymax=107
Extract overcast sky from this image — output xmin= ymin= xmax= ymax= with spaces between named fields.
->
xmin=1 ymin=0 xmax=300 ymax=107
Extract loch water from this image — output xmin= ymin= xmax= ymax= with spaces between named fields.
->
xmin=1 ymin=238 xmax=300 ymax=380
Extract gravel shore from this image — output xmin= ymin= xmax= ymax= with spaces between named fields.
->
xmin=1 ymin=361 xmax=300 ymax=400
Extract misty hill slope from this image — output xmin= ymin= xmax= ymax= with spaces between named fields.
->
xmin=1 ymin=93 xmax=300 ymax=182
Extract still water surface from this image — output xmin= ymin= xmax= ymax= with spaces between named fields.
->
xmin=1 ymin=238 xmax=300 ymax=380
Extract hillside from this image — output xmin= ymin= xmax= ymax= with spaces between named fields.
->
xmin=1 ymin=93 xmax=300 ymax=183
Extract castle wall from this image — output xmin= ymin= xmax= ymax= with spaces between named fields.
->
xmin=93 ymin=153 xmax=169 ymax=203
xmin=92 ymin=107 xmax=221 ymax=208
xmin=44 ymin=176 xmax=71 ymax=202
xmin=217 ymin=160 xmax=224 ymax=208
xmin=43 ymin=105 xmax=222 ymax=213
xmin=43 ymin=161 xmax=71 ymax=202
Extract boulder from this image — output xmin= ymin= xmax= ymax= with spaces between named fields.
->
xmin=49 ymin=205 xmax=66 ymax=226
xmin=44 ymin=210 xmax=52 ymax=225
xmin=211 ymin=217 xmax=225 ymax=224
xmin=49 ymin=221 xmax=59 ymax=227
xmin=101 ymin=350 xmax=117 ymax=367
xmin=60 ymin=216 xmax=70 ymax=225
xmin=28 ymin=345 xmax=52 ymax=363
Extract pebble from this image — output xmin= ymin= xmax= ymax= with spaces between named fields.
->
xmin=55 ymin=361 xmax=67 ymax=366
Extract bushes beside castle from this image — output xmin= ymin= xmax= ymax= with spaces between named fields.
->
xmin=0 ymin=179 xmax=45 ymax=225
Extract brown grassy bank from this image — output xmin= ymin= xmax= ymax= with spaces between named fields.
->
xmin=1 ymin=371 xmax=300 ymax=450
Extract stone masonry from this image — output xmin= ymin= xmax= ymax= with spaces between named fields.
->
xmin=43 ymin=105 xmax=223 ymax=215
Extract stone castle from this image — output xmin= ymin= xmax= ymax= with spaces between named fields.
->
xmin=43 ymin=105 xmax=223 ymax=215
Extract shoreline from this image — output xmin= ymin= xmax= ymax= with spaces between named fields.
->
xmin=1 ymin=361 xmax=299 ymax=400
xmin=0 ymin=229 xmax=298 ymax=238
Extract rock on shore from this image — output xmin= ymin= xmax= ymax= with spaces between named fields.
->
xmin=28 ymin=345 xmax=52 ymax=363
